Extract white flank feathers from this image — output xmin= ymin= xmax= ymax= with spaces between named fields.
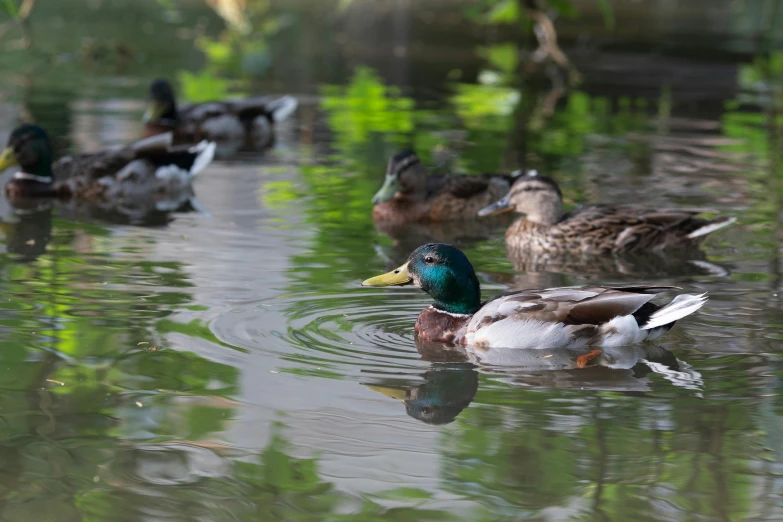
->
xmin=269 ymin=95 xmax=298 ymax=122
xmin=686 ymin=217 xmax=737 ymax=239
xmin=187 ymin=140 xmax=217 ymax=177
xmin=641 ymin=293 xmax=708 ymax=330
xmin=467 ymin=319 xmax=588 ymax=351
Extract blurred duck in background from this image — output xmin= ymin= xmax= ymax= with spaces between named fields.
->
xmin=0 ymin=124 xmax=215 ymax=217
xmin=142 ymin=79 xmax=297 ymax=157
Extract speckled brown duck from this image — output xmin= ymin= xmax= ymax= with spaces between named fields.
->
xmin=371 ymin=150 xmax=517 ymax=223
xmin=478 ymin=172 xmax=736 ymax=254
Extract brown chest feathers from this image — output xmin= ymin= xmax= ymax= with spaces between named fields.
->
xmin=414 ymin=307 xmax=471 ymax=345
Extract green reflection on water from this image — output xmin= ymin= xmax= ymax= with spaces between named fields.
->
xmin=0 ymin=0 xmax=782 ymax=520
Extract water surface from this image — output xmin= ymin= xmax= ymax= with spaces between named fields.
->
xmin=0 ymin=1 xmax=782 ymax=520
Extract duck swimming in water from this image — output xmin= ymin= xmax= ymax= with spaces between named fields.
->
xmin=478 ymin=172 xmax=735 ymax=254
xmin=142 ymin=79 xmax=297 ymax=156
xmin=0 ymin=124 xmax=215 ymax=214
xmin=371 ymin=150 xmax=517 ymax=222
xmin=362 ymin=243 xmax=707 ymax=366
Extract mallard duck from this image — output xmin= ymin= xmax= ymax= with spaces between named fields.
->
xmin=142 ymin=79 xmax=297 ymax=155
xmin=0 ymin=124 xmax=215 ymax=213
xmin=362 ymin=243 xmax=707 ymax=366
xmin=478 ymin=172 xmax=736 ymax=253
xmin=371 ymin=150 xmax=517 ymax=222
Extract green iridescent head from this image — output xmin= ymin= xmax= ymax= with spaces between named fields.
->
xmin=362 ymin=243 xmax=482 ymax=315
xmin=0 ymin=124 xmax=54 ymax=180
xmin=144 ymin=79 xmax=180 ymax=124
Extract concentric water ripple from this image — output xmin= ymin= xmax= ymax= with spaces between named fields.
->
xmin=211 ymin=288 xmax=433 ymax=378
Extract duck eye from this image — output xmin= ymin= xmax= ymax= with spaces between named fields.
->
xmin=424 ymin=256 xmax=435 ymax=264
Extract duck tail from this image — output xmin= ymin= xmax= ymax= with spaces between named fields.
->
xmin=687 ymin=216 xmax=736 ymax=239
xmin=640 ymin=293 xmax=707 ymax=330
xmin=267 ymin=95 xmax=298 ymax=122
xmin=187 ymin=140 xmax=217 ymax=177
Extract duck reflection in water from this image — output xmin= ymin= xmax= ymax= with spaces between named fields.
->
xmin=485 ymin=247 xmax=732 ymax=291
xmin=367 ymin=341 xmax=702 ymax=425
xmin=365 ymin=363 xmax=479 ymax=425
xmin=0 ymin=205 xmax=53 ymax=262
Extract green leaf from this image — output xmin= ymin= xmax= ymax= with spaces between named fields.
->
xmin=2 ymin=0 xmax=18 ymax=17
xmin=486 ymin=0 xmax=519 ymax=24
xmin=177 ymin=70 xmax=230 ymax=102
xmin=598 ymin=0 xmax=614 ymax=29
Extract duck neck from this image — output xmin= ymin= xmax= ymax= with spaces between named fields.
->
xmin=425 ymin=275 xmax=481 ymax=316
xmin=20 ymin=153 xmax=54 ymax=182
xmin=161 ymin=105 xmax=180 ymax=124
xmin=525 ymin=204 xmax=562 ymax=226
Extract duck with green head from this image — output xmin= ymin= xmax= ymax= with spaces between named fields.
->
xmin=362 ymin=243 xmax=707 ymax=366
xmin=371 ymin=150 xmax=517 ymax=222
xmin=0 ymin=125 xmax=62 ymax=199
xmin=142 ymin=78 xmax=298 ymax=156
xmin=0 ymin=124 xmax=216 ymax=216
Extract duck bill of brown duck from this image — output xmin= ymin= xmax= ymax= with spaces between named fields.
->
xmin=477 ymin=193 xmax=513 ymax=217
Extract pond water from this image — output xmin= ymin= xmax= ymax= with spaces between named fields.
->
xmin=0 ymin=0 xmax=782 ymax=520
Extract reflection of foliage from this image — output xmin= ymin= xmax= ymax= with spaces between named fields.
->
xmin=286 ymin=67 xmax=418 ymax=290
xmin=0 ymin=216 xmax=247 ymax=519
xmin=440 ymin=387 xmax=758 ymax=520
xmin=0 ymin=0 xmax=215 ymax=84
xmin=321 ymin=67 xmax=415 ymax=149
xmin=73 ymin=423 xmax=485 ymax=520
xmin=723 ymin=52 xmax=783 ymax=228
xmin=179 ymin=0 xmax=285 ymax=100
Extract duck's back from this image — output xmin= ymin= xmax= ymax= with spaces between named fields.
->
xmin=463 ymin=285 xmax=674 ymax=349
xmin=425 ymin=173 xmax=514 ymax=221
xmin=507 ymin=204 xmax=731 ymax=254
xmin=53 ymin=148 xmax=136 ymax=183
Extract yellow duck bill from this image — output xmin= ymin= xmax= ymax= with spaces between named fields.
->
xmin=143 ymin=100 xmax=166 ymax=123
xmin=361 ymin=262 xmax=412 ymax=287
xmin=477 ymin=194 xmax=513 ymax=217
xmin=0 ymin=147 xmax=18 ymax=172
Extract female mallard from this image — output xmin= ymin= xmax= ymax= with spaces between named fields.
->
xmin=478 ymin=172 xmax=736 ymax=253
xmin=371 ymin=150 xmax=517 ymax=222
xmin=143 ymin=79 xmax=297 ymax=155
xmin=0 ymin=124 xmax=215 ymax=213
xmin=362 ymin=243 xmax=706 ymax=366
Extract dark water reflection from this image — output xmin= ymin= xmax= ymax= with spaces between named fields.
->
xmin=0 ymin=0 xmax=781 ymax=520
